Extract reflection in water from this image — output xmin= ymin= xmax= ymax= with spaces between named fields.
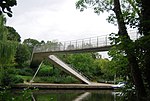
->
xmin=31 ymin=90 xmax=122 ymax=101
xmin=73 ymin=92 xmax=91 ymax=101
xmin=31 ymin=92 xmax=36 ymax=101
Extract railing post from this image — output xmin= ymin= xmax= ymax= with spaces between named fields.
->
xmin=82 ymin=39 xmax=84 ymax=49
xmin=70 ymin=41 xmax=72 ymax=50
xmin=59 ymin=43 xmax=60 ymax=51
xmin=89 ymin=37 xmax=91 ymax=48
xmin=64 ymin=42 xmax=66 ymax=51
xmin=76 ymin=40 xmax=77 ymax=49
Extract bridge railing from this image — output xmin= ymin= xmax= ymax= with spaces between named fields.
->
xmin=33 ymin=35 xmax=111 ymax=53
xmin=49 ymin=55 xmax=90 ymax=84
xmin=67 ymin=64 xmax=90 ymax=82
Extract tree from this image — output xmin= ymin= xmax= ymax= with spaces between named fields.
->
xmin=23 ymin=38 xmax=40 ymax=53
xmin=108 ymin=46 xmax=130 ymax=83
xmin=66 ymin=53 xmax=102 ymax=81
xmin=93 ymin=58 xmax=112 ymax=81
xmin=138 ymin=0 xmax=150 ymax=92
xmin=6 ymin=26 xmax=21 ymax=42
xmin=0 ymin=0 xmax=17 ymax=17
xmin=15 ymin=44 xmax=31 ymax=68
xmin=0 ymin=15 xmax=18 ymax=86
xmin=76 ymin=0 xmax=150 ymax=100
xmin=0 ymin=15 xmax=17 ymax=67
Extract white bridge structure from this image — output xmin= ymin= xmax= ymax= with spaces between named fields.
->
xmin=30 ymin=33 xmax=138 ymax=84
xmin=33 ymin=35 xmax=111 ymax=53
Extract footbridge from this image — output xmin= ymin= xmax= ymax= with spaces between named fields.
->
xmin=30 ymin=35 xmax=113 ymax=84
xmin=31 ymin=35 xmax=111 ymax=65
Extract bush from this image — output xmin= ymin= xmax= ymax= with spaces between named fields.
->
xmin=18 ymin=67 xmax=33 ymax=76
xmin=38 ymin=65 xmax=53 ymax=76
xmin=0 ymin=68 xmax=24 ymax=86
xmin=33 ymin=76 xmax=80 ymax=84
xmin=14 ymin=76 xmax=24 ymax=83
xmin=63 ymin=76 xmax=79 ymax=83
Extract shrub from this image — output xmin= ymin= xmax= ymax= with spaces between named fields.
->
xmin=63 ymin=76 xmax=79 ymax=83
xmin=18 ymin=67 xmax=33 ymax=76
xmin=33 ymin=76 xmax=80 ymax=84
xmin=38 ymin=65 xmax=53 ymax=76
xmin=0 ymin=69 xmax=24 ymax=86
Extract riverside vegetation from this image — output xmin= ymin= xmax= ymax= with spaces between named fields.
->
xmin=1 ymin=0 xmax=150 ymax=100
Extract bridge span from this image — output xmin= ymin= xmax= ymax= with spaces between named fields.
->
xmin=30 ymin=35 xmax=112 ymax=84
xmin=30 ymin=32 xmax=138 ymax=84
xmin=31 ymin=35 xmax=111 ymax=68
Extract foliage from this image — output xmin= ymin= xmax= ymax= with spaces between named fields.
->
xmin=0 ymin=41 xmax=17 ymax=66
xmin=0 ymin=88 xmax=36 ymax=101
xmin=34 ymin=76 xmax=79 ymax=84
xmin=0 ymin=0 xmax=17 ymax=17
xmin=76 ymin=0 xmax=150 ymax=100
xmin=38 ymin=64 xmax=53 ymax=76
xmin=0 ymin=67 xmax=23 ymax=86
xmin=0 ymin=15 xmax=17 ymax=66
xmin=0 ymin=15 xmax=21 ymax=87
xmin=15 ymin=44 xmax=31 ymax=68
xmin=23 ymin=38 xmax=40 ymax=53
xmin=67 ymin=53 xmax=95 ymax=79
xmin=18 ymin=67 xmax=33 ymax=76
xmin=108 ymin=46 xmax=129 ymax=82
xmin=76 ymin=0 xmax=140 ymax=28
xmin=60 ymin=53 xmax=114 ymax=82
xmin=6 ymin=26 xmax=21 ymax=42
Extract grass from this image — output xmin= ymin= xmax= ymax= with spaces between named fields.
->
xmin=17 ymin=75 xmax=80 ymax=84
xmin=16 ymin=75 xmax=32 ymax=82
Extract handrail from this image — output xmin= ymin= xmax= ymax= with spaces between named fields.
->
xmin=68 ymin=64 xmax=90 ymax=81
xmin=33 ymin=35 xmax=111 ymax=53
xmin=50 ymin=55 xmax=90 ymax=83
xmin=33 ymin=32 xmax=139 ymax=53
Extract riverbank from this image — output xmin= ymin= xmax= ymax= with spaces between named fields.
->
xmin=12 ymin=82 xmax=115 ymax=90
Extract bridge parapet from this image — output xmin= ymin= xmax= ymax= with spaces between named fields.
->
xmin=33 ymin=35 xmax=111 ymax=53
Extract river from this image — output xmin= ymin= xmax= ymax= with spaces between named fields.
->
xmin=30 ymin=90 xmax=122 ymax=101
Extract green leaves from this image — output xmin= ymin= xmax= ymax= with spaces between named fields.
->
xmin=0 ymin=0 xmax=17 ymax=17
xmin=15 ymin=44 xmax=31 ymax=68
xmin=76 ymin=0 xmax=113 ymax=14
xmin=0 ymin=15 xmax=18 ymax=66
xmin=6 ymin=26 xmax=21 ymax=42
xmin=76 ymin=0 xmax=140 ymax=28
xmin=0 ymin=41 xmax=17 ymax=66
xmin=76 ymin=0 xmax=87 ymax=12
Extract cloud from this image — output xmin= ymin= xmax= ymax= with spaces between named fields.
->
xmin=6 ymin=0 xmax=118 ymax=42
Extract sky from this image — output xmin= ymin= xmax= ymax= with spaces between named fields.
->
xmin=6 ymin=0 xmax=119 ymax=59
xmin=6 ymin=0 xmax=118 ymax=42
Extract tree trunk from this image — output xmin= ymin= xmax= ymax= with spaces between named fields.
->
xmin=141 ymin=0 xmax=150 ymax=36
xmin=113 ymin=0 xmax=146 ymax=100
xmin=141 ymin=0 xmax=150 ymax=90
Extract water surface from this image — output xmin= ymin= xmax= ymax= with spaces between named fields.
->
xmin=31 ymin=90 xmax=122 ymax=101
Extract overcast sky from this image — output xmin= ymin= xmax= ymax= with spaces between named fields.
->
xmin=6 ymin=0 xmax=118 ymax=42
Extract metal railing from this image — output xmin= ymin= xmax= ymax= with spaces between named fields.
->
xmin=33 ymin=32 xmax=139 ymax=53
xmin=67 ymin=64 xmax=90 ymax=82
xmin=33 ymin=35 xmax=111 ymax=53
xmin=50 ymin=55 xmax=90 ymax=83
